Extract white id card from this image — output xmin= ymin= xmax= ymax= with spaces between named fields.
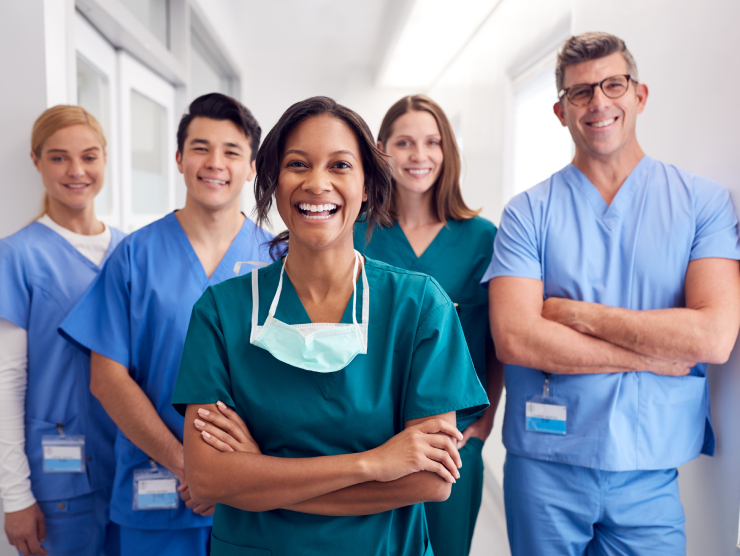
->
xmin=526 ymin=395 xmax=567 ymax=435
xmin=133 ymin=467 xmax=179 ymax=510
xmin=42 ymin=435 xmax=85 ymax=473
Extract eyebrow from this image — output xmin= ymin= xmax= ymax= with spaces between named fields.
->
xmin=283 ymin=149 xmax=357 ymax=160
xmin=189 ymin=138 xmax=243 ymax=150
xmin=46 ymin=147 xmax=100 ymax=154
xmin=395 ymin=134 xmax=441 ymax=140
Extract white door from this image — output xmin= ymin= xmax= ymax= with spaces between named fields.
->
xmin=119 ymin=51 xmax=176 ymax=232
xmin=75 ymin=11 xmax=121 ymax=229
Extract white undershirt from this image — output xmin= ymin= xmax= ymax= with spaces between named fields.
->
xmin=0 ymin=217 xmax=111 ymax=512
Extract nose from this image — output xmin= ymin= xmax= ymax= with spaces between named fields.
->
xmin=301 ymin=168 xmax=332 ymax=195
xmin=588 ymin=84 xmax=611 ymax=110
xmin=409 ymin=143 xmax=426 ymax=161
xmin=68 ymin=158 xmax=85 ymax=178
xmin=204 ymin=149 xmax=225 ymax=171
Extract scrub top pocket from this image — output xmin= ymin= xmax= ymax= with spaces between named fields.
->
xmin=211 ymin=534 xmax=272 ymax=556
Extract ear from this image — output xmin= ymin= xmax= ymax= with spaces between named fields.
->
xmin=362 ymin=184 xmax=368 ymax=203
xmin=376 ymin=140 xmax=385 ymax=153
xmin=635 ymin=82 xmax=649 ymax=115
xmin=553 ymin=101 xmax=567 ymax=127
xmin=31 ymin=150 xmax=41 ymax=172
xmin=246 ymin=159 xmax=257 ymax=182
xmin=175 ymin=150 xmax=184 ymax=174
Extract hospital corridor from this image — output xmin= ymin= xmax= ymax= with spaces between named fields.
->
xmin=1 ymin=0 xmax=740 ymax=555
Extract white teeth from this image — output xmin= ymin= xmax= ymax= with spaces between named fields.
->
xmin=202 ymin=178 xmax=227 ymax=185
xmin=590 ymin=118 xmax=616 ymax=128
xmin=408 ymin=169 xmax=430 ymax=175
xmin=66 ymin=184 xmax=88 ymax=189
xmin=298 ymin=203 xmax=338 ymax=213
xmin=304 ymin=214 xmax=332 ymax=219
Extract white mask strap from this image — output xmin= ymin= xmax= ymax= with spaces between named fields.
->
xmin=250 ymin=268 xmax=260 ymax=341
xmin=235 ymin=261 xmax=268 ymax=276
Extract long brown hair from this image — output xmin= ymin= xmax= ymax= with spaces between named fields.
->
xmin=254 ymin=96 xmax=393 ymax=260
xmin=31 ymin=105 xmax=107 ymax=215
xmin=377 ymin=95 xmax=479 ymax=222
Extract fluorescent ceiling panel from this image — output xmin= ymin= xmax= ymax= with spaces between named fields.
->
xmin=379 ymin=0 xmax=499 ymax=88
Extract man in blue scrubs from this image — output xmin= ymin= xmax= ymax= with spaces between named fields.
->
xmin=485 ymin=32 xmax=740 ymax=555
xmin=60 ymin=94 xmax=272 ymax=555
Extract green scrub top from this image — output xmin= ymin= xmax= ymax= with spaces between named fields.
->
xmin=354 ymin=217 xmax=497 ymax=430
xmin=173 ymin=257 xmax=488 ymax=556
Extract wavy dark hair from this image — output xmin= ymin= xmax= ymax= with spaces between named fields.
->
xmin=254 ymin=96 xmax=393 ymax=259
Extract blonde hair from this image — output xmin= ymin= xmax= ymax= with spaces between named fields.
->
xmin=377 ymin=95 xmax=479 ymax=223
xmin=31 ymin=105 xmax=106 ymax=215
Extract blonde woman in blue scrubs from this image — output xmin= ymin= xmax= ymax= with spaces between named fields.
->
xmin=172 ymin=96 xmax=489 ymax=556
xmin=353 ymin=95 xmax=504 ymax=556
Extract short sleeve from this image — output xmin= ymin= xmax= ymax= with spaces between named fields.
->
xmin=403 ymin=283 xmax=489 ymax=423
xmin=481 ymin=193 xmax=542 ymax=285
xmin=690 ymin=178 xmax=740 ymax=261
xmin=59 ymin=242 xmax=132 ymax=367
xmin=172 ymin=289 xmax=234 ymax=416
xmin=0 ymin=242 xmax=30 ymax=329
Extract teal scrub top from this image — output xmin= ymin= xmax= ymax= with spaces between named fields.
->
xmin=172 ymin=257 xmax=488 ymax=556
xmin=354 ymin=217 xmax=497 ymax=430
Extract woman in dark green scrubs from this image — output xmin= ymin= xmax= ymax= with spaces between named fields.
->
xmin=172 ymin=97 xmax=488 ymax=556
xmin=354 ymin=95 xmax=504 ymax=556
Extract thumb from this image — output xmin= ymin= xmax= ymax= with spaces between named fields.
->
xmin=458 ymin=425 xmax=475 ymax=449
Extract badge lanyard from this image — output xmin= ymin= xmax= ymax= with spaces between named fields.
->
xmin=133 ymin=459 xmax=179 ymax=511
xmin=42 ymin=423 xmax=85 ymax=473
xmin=525 ymin=373 xmax=567 ymax=435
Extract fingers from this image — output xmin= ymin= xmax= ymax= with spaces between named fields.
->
xmin=197 ymin=407 xmax=250 ymax=444
xmin=416 ymin=418 xmax=463 ymax=442
xmin=424 ymin=445 xmax=460 ymax=482
xmin=426 ymin=433 xmax=462 ymax=468
xmin=36 ymin=511 xmax=45 ymax=544
xmin=422 ymin=458 xmax=456 ymax=484
xmin=458 ymin=425 xmax=476 ymax=449
xmin=199 ymin=430 xmax=236 ymax=453
xmin=192 ymin=503 xmax=216 ymax=516
xmin=215 ymin=401 xmax=250 ymax=434
xmin=179 ymin=484 xmax=192 ymax=502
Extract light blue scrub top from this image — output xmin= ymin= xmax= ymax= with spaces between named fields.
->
xmin=60 ymin=212 xmax=273 ymax=529
xmin=172 ymin=258 xmax=488 ymax=556
xmin=482 ymin=156 xmax=740 ymax=471
xmin=0 ymin=222 xmax=125 ymax=501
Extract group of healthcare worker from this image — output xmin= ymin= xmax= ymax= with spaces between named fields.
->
xmin=1 ymin=27 xmax=739 ymax=556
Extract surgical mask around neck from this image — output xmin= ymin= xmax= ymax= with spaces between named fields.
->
xmin=249 ymin=250 xmax=369 ymax=373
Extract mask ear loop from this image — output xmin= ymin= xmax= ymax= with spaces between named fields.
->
xmin=351 ymin=251 xmax=359 ymax=326
xmin=250 ymin=268 xmax=260 ymax=343
xmin=268 ymin=255 xmax=288 ymax=319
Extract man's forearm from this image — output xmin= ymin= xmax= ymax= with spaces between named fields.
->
xmin=90 ymin=352 xmax=184 ymax=475
xmin=282 ymin=472 xmax=448 ymax=516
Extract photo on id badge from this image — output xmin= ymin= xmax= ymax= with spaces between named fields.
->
xmin=133 ymin=460 xmax=179 ymax=510
xmin=526 ymin=374 xmax=567 ymax=435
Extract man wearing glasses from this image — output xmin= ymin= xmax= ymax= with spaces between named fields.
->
xmin=485 ymin=32 xmax=740 ymax=555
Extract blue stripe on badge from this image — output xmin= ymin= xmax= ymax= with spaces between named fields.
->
xmin=44 ymin=459 xmax=83 ymax=472
xmin=526 ymin=416 xmax=566 ymax=435
xmin=138 ymin=492 xmax=178 ymax=509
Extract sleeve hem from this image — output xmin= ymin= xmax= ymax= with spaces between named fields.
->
xmin=688 ymin=252 xmax=740 ymax=262
xmin=2 ymin=492 xmax=37 ymax=513
xmin=404 ymin=398 xmax=490 ymax=424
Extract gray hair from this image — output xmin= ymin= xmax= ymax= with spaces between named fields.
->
xmin=556 ymin=32 xmax=639 ymax=94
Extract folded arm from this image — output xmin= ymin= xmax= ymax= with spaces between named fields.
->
xmin=184 ymin=403 xmax=459 ymax=514
xmin=541 ymin=258 xmax=740 ymax=365
xmin=489 ymin=277 xmax=691 ymax=376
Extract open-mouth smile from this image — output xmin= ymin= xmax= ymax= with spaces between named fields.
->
xmin=296 ymin=202 xmax=340 ymax=220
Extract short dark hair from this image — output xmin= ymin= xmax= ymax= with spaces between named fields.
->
xmin=254 ymin=96 xmax=393 ymax=259
xmin=556 ymin=32 xmax=639 ymax=94
xmin=177 ymin=93 xmax=261 ymax=161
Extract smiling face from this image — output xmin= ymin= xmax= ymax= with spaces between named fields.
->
xmin=276 ymin=115 xmax=366 ymax=252
xmin=32 ymin=124 xmax=105 ymax=211
xmin=176 ymin=116 xmax=255 ymax=211
xmin=554 ymin=52 xmax=648 ymax=162
xmin=382 ymin=110 xmax=443 ymax=196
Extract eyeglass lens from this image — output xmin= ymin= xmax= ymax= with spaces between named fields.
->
xmin=568 ymin=76 xmax=630 ymax=105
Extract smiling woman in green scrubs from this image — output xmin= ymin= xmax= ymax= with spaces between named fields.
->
xmin=353 ymin=95 xmax=504 ymax=556
xmin=171 ymin=96 xmax=488 ymax=556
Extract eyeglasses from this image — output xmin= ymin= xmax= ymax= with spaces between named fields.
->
xmin=558 ymin=75 xmax=636 ymax=106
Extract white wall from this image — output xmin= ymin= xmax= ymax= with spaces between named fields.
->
xmin=428 ymin=0 xmax=740 ymax=553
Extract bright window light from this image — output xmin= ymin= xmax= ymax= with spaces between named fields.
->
xmin=379 ymin=0 xmax=499 ymax=88
xmin=511 ymin=67 xmax=573 ymax=197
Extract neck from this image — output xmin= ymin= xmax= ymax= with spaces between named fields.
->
xmin=285 ymin=236 xmax=358 ymax=303
xmin=175 ymin=195 xmax=245 ymax=246
xmin=394 ymin=183 xmax=438 ymax=228
xmin=45 ymin=199 xmax=104 ymax=235
xmin=572 ymin=138 xmax=645 ymax=204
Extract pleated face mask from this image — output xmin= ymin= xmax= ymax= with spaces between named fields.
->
xmin=249 ymin=250 xmax=369 ymax=373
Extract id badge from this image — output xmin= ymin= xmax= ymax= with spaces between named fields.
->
xmin=133 ymin=466 xmax=179 ymax=510
xmin=526 ymin=396 xmax=567 ymax=435
xmin=42 ymin=435 xmax=85 ymax=472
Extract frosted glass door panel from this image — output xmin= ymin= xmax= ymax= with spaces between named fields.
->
xmin=131 ymin=90 xmax=168 ymax=214
xmin=119 ymin=0 xmax=168 ymax=47
xmin=190 ymin=32 xmax=229 ymax=100
xmin=77 ymin=55 xmax=113 ymax=215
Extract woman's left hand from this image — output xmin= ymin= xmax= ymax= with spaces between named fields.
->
xmin=457 ymin=407 xmax=494 ymax=449
xmin=193 ymin=401 xmax=261 ymax=454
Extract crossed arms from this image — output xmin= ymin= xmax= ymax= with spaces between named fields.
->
xmin=489 ymin=258 xmax=740 ymax=375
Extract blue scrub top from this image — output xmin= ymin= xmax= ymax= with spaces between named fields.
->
xmin=172 ymin=258 xmax=489 ymax=556
xmin=60 ymin=212 xmax=273 ymax=530
xmin=354 ymin=217 xmax=497 ymax=431
xmin=482 ymin=156 xmax=740 ymax=471
xmin=0 ymin=222 xmax=125 ymax=502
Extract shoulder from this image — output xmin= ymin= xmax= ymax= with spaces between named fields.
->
xmin=0 ymin=223 xmax=40 ymax=252
xmin=365 ymin=257 xmax=453 ymax=313
xmin=242 ymin=215 xmax=274 ymax=241
xmin=648 ymin=158 xmax=732 ymax=206
xmin=453 ymin=215 xmax=497 ymax=237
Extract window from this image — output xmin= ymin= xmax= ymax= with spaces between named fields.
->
xmin=119 ymin=0 xmax=169 ymax=47
xmin=190 ymin=31 xmax=230 ymax=99
xmin=511 ymin=64 xmax=573 ymax=198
